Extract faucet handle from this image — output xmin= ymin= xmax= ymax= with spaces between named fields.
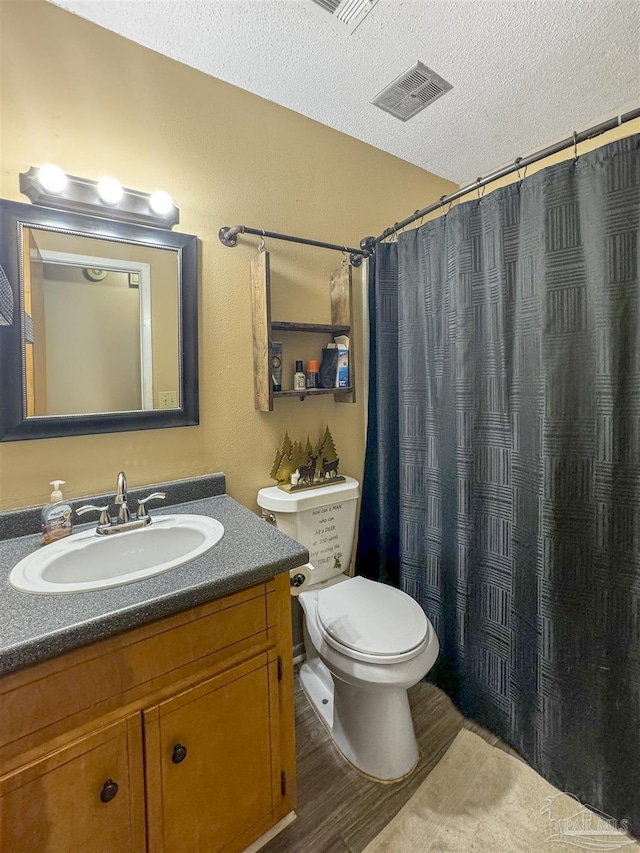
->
xmin=137 ymin=492 xmax=166 ymax=519
xmin=76 ymin=505 xmax=111 ymax=526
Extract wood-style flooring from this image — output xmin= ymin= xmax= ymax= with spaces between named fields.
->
xmin=263 ymin=676 xmax=518 ymax=853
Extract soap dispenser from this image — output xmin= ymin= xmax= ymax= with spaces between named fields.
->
xmin=41 ymin=480 xmax=73 ymax=544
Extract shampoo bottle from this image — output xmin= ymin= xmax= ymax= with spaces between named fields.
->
xmin=41 ymin=480 xmax=73 ymax=545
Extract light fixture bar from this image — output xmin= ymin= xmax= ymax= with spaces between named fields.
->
xmin=19 ymin=166 xmax=179 ymax=230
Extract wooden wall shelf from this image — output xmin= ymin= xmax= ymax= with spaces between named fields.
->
xmin=274 ymin=387 xmax=354 ymax=400
xmin=271 ymin=322 xmax=350 ymax=335
xmin=250 ymin=250 xmax=355 ymax=412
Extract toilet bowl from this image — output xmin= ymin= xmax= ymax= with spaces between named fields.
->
xmin=299 ymin=575 xmax=439 ymax=780
xmin=257 ymin=476 xmax=440 ymax=781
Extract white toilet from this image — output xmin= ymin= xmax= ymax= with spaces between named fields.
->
xmin=257 ymin=476 xmax=439 ymax=781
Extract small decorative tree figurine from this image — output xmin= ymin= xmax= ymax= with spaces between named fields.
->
xmin=271 ymin=431 xmax=294 ymax=484
xmin=290 ymin=440 xmax=307 ymax=476
xmin=269 ymin=426 xmax=344 ymax=491
xmin=270 ymin=446 xmax=284 ymax=481
xmin=304 ymin=436 xmax=314 ymax=461
xmin=318 ymin=425 xmax=340 ymax=480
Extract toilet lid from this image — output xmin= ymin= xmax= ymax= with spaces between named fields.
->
xmin=316 ymin=576 xmax=428 ymax=657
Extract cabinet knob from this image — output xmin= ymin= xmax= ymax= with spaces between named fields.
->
xmin=172 ymin=743 xmax=188 ymax=764
xmin=100 ymin=779 xmax=119 ymax=803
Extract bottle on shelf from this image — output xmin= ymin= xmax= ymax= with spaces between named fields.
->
xmin=334 ymin=335 xmax=350 ymax=388
xmin=293 ymin=360 xmax=306 ymax=391
xmin=305 ymin=360 xmax=320 ymax=389
xmin=319 ymin=344 xmax=338 ymax=388
xmin=271 ymin=342 xmax=282 ymax=392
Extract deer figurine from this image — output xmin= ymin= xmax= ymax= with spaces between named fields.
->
xmin=321 ymin=457 xmax=339 ymax=479
xmin=298 ymin=454 xmax=318 ymax=486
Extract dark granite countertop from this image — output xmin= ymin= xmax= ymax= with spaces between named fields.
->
xmin=0 ymin=474 xmax=308 ymax=676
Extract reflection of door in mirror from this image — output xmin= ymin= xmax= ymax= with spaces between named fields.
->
xmin=21 ymin=228 xmax=181 ymax=418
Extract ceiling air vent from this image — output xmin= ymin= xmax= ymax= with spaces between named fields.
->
xmin=371 ymin=61 xmax=452 ymax=122
xmin=297 ymin=0 xmax=378 ymax=34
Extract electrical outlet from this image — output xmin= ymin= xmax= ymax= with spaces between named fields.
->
xmin=158 ymin=391 xmax=179 ymax=409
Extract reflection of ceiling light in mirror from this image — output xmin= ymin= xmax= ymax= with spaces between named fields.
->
xmin=82 ymin=268 xmax=108 ymax=282
xmin=37 ymin=164 xmax=68 ymax=194
xmin=149 ymin=190 xmax=174 ymax=216
xmin=97 ymin=176 xmax=124 ymax=205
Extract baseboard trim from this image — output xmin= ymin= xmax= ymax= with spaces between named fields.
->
xmin=242 ymin=811 xmax=296 ymax=853
xmin=292 ymin=642 xmax=306 ymax=665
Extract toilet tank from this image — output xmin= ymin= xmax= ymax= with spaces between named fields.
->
xmin=257 ymin=476 xmax=360 ymax=585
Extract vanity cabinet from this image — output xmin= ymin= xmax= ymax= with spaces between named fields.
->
xmin=0 ymin=573 xmax=296 ymax=853
xmin=0 ymin=716 xmax=145 ymax=853
xmin=145 ymin=654 xmax=279 ymax=853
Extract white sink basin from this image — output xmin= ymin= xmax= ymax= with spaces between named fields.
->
xmin=9 ymin=514 xmax=224 ymax=594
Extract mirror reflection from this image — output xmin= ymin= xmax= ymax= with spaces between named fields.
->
xmin=21 ymin=227 xmax=181 ymax=417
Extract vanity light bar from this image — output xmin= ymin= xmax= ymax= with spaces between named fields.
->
xmin=19 ymin=166 xmax=179 ymax=230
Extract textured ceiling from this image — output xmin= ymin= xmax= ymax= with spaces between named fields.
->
xmin=52 ymin=0 xmax=640 ymax=184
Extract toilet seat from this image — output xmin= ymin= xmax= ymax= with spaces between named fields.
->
xmin=315 ymin=576 xmax=430 ymax=665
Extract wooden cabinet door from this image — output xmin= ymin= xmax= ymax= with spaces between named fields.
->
xmin=0 ymin=715 xmax=145 ymax=853
xmin=144 ymin=653 xmax=281 ymax=853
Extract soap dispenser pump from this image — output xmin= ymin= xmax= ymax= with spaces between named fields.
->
xmin=41 ymin=480 xmax=73 ymax=545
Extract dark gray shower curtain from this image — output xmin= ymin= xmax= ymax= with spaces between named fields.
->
xmin=357 ymin=134 xmax=640 ymax=831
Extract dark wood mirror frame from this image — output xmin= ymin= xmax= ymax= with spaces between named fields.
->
xmin=0 ymin=200 xmax=199 ymax=441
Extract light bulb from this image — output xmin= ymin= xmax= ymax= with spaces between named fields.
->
xmin=97 ymin=176 xmax=124 ymax=205
xmin=37 ymin=164 xmax=68 ymax=194
xmin=149 ymin=190 xmax=174 ymax=216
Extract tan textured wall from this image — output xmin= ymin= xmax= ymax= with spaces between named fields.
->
xmin=0 ymin=0 xmax=457 ymax=512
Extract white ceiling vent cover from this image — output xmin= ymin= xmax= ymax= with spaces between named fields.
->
xmin=372 ymin=61 xmax=453 ymax=122
xmin=297 ymin=0 xmax=378 ymax=34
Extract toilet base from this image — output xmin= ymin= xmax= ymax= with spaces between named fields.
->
xmin=299 ymin=658 xmax=419 ymax=782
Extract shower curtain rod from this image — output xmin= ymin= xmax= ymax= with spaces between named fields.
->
xmin=365 ymin=105 xmax=640 ymax=249
xmin=218 ymin=224 xmax=370 ymax=266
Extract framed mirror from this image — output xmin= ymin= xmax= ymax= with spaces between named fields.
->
xmin=0 ymin=200 xmax=198 ymax=440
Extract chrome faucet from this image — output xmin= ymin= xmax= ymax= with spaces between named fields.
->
xmin=115 ymin=471 xmax=131 ymax=523
xmin=77 ymin=471 xmax=166 ymax=535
